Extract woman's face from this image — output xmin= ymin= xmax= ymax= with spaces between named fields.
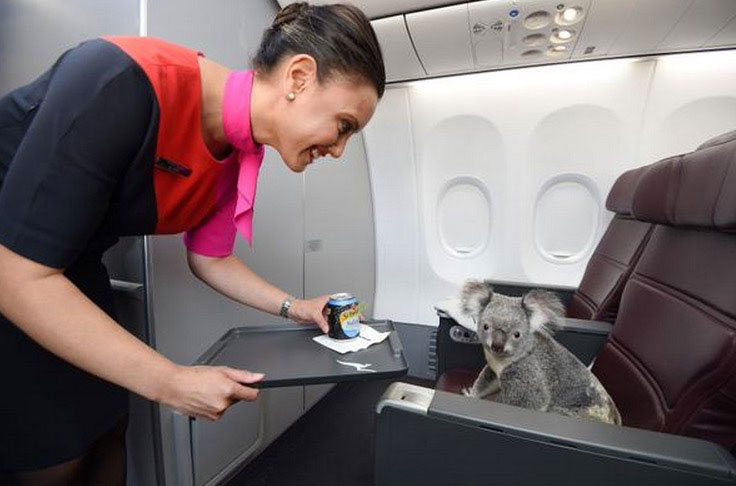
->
xmin=276 ymin=63 xmax=378 ymax=172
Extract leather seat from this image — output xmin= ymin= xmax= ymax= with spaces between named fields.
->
xmin=567 ymin=166 xmax=655 ymax=323
xmin=592 ymin=136 xmax=736 ymax=450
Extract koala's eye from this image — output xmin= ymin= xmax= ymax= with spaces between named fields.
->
xmin=513 ymin=331 xmax=521 ymax=339
xmin=483 ymin=324 xmax=489 ymax=331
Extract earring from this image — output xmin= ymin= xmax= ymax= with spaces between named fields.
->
xmin=286 ymin=92 xmax=296 ymax=101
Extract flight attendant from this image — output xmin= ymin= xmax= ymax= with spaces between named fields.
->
xmin=0 ymin=2 xmax=384 ymax=484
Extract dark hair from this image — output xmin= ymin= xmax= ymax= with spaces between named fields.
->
xmin=253 ymin=2 xmax=385 ymax=98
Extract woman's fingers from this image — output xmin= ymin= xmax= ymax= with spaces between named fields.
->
xmin=163 ymin=365 xmax=263 ymax=421
xmin=221 ymin=366 xmax=264 ymax=385
xmin=289 ymin=296 xmax=330 ymax=332
xmin=308 ymin=295 xmax=330 ymax=332
xmin=230 ymin=382 xmax=260 ymax=402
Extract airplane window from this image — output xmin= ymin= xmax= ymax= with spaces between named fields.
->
xmin=534 ymin=175 xmax=599 ymax=263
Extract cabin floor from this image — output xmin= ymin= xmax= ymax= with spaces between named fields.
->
xmin=226 ymin=376 xmax=434 ymax=486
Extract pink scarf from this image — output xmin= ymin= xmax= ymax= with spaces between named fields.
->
xmin=222 ymin=70 xmax=265 ymax=246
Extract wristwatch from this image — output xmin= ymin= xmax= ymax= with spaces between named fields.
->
xmin=279 ymin=296 xmax=294 ymax=319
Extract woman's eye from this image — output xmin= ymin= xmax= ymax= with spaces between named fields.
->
xmin=513 ymin=331 xmax=521 ymax=339
xmin=339 ymin=120 xmax=353 ymax=136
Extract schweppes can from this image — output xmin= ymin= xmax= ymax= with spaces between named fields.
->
xmin=326 ymin=293 xmax=360 ymax=339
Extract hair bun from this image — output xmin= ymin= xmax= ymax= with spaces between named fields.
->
xmin=273 ymin=2 xmax=309 ymax=28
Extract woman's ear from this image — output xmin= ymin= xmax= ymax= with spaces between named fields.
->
xmin=460 ymin=279 xmax=494 ymax=320
xmin=282 ymin=53 xmax=318 ymax=97
xmin=521 ymin=290 xmax=565 ymax=333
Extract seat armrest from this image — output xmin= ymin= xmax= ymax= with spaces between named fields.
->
xmin=376 ymin=382 xmax=736 ymax=486
xmin=555 ymin=318 xmax=613 ymax=365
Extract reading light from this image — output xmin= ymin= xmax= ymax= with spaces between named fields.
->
xmin=550 ymin=28 xmax=575 ymax=44
xmin=563 ymin=8 xmax=578 ymax=22
xmin=555 ymin=6 xmax=584 ymax=26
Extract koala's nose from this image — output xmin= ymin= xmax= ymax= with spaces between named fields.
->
xmin=491 ymin=329 xmax=506 ymax=353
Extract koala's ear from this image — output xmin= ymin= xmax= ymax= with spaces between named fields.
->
xmin=522 ymin=290 xmax=565 ymax=333
xmin=460 ymin=279 xmax=494 ymax=319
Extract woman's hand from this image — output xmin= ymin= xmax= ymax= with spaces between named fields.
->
xmin=288 ymin=295 xmax=330 ymax=333
xmin=159 ymin=365 xmax=264 ymax=421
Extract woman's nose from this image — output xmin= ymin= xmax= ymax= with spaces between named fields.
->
xmin=328 ymin=138 xmax=347 ymax=158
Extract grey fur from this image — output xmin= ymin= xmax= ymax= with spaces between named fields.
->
xmin=460 ymin=279 xmax=621 ymax=425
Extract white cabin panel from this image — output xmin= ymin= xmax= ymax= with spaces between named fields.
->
xmin=419 ymin=115 xmax=504 ymax=285
xmin=638 ymin=49 xmax=736 ymax=164
xmin=362 ymin=88 xmax=422 ymax=323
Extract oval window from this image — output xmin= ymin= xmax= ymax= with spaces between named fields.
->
xmin=534 ymin=176 xmax=599 ymax=263
xmin=438 ymin=178 xmax=491 ymax=258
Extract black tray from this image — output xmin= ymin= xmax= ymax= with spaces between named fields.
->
xmin=194 ymin=320 xmax=408 ymax=388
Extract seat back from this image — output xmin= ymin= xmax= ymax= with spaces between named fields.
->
xmin=592 ymin=136 xmax=736 ymax=451
xmin=567 ymin=166 xmax=654 ymax=323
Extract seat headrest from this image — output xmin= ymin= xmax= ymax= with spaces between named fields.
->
xmin=632 ymin=137 xmax=736 ymax=231
xmin=696 ymin=129 xmax=736 ymax=151
xmin=605 ymin=166 xmax=649 ymax=215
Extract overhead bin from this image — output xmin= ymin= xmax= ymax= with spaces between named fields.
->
xmin=607 ymin=0 xmax=693 ymax=56
xmin=277 ymin=0 xmax=736 ymax=81
xmin=660 ymin=0 xmax=736 ymax=51
xmin=706 ymin=13 xmax=736 ymax=48
xmin=371 ymin=16 xmax=426 ymax=82
xmin=276 ymin=0 xmax=465 ymax=20
xmin=405 ymin=4 xmax=474 ymax=75
xmin=571 ymin=0 xmax=637 ymax=59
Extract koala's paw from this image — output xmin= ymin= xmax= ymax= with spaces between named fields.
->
xmin=461 ymin=387 xmax=476 ymax=397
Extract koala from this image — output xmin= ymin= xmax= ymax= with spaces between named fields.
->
xmin=460 ymin=279 xmax=621 ymax=425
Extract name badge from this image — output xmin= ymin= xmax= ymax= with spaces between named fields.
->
xmin=155 ymin=157 xmax=192 ymax=177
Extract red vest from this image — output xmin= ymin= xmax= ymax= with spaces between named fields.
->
xmin=104 ymin=36 xmax=225 ymax=234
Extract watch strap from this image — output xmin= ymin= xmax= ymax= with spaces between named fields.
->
xmin=279 ymin=296 xmax=294 ymax=318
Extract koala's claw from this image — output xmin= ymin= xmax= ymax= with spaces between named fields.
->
xmin=461 ymin=387 xmax=475 ymax=397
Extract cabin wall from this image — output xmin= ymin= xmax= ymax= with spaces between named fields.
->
xmin=364 ymin=50 xmax=736 ymax=326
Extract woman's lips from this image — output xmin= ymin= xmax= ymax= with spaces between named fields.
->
xmin=306 ymin=146 xmax=320 ymax=164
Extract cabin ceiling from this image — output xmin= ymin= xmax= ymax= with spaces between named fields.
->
xmin=277 ymin=0 xmax=736 ymax=82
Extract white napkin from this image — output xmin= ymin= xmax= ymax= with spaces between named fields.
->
xmin=313 ymin=324 xmax=390 ymax=354
xmin=433 ymin=297 xmax=476 ymax=332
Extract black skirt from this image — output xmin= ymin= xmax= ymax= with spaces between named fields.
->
xmin=0 ymin=256 xmax=129 ymax=471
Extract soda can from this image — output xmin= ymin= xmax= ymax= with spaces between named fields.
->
xmin=326 ymin=293 xmax=360 ymax=339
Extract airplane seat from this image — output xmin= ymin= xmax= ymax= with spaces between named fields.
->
xmin=375 ymin=134 xmax=736 ymax=485
xmin=592 ymin=136 xmax=736 ymax=450
xmin=435 ymin=164 xmax=655 ymax=397
xmin=566 ymin=165 xmax=655 ymax=323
